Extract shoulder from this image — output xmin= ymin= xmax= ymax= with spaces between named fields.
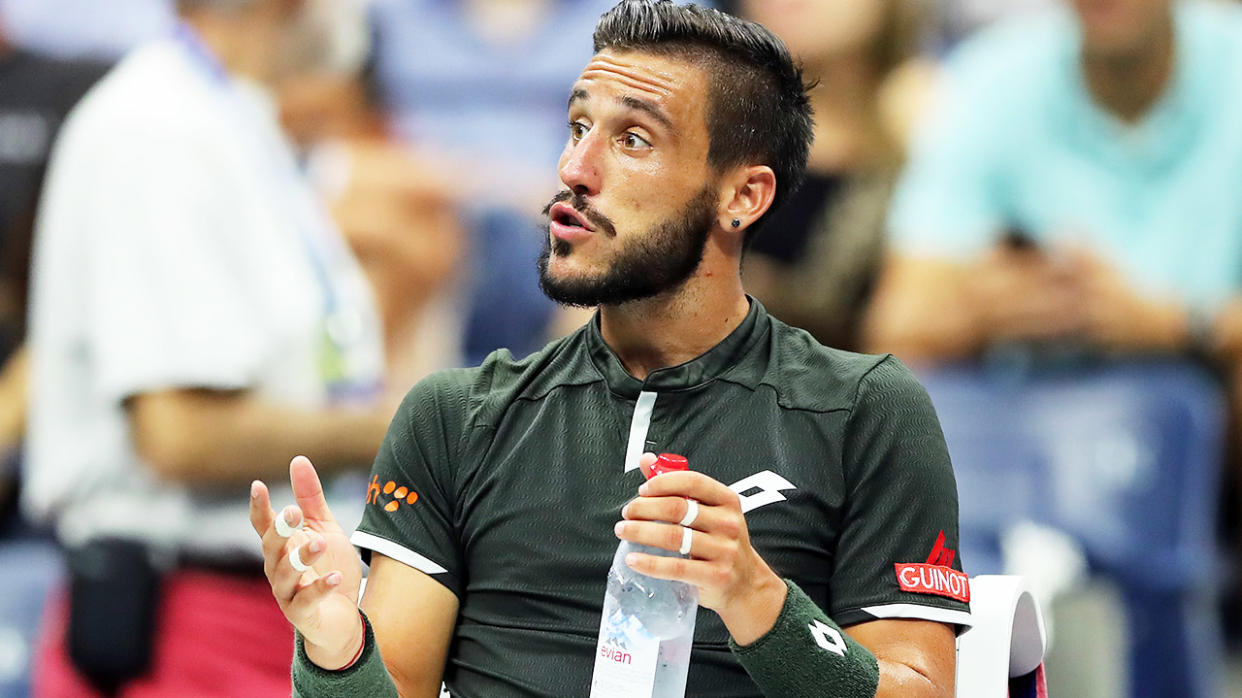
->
xmin=57 ymin=40 xmax=220 ymax=152
xmin=1177 ymin=1 xmax=1242 ymax=70
xmin=396 ymin=327 xmax=598 ymax=430
xmin=759 ymin=317 xmax=911 ymax=414
xmin=935 ymin=8 xmax=1075 ymax=111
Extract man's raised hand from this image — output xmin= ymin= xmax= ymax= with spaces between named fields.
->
xmin=250 ymin=455 xmax=366 ymax=669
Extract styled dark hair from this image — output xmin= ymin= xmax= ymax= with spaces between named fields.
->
xmin=593 ymin=0 xmax=814 ymax=245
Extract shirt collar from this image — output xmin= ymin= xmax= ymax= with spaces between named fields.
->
xmin=585 ymin=297 xmax=770 ymax=399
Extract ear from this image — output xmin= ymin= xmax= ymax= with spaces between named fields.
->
xmin=717 ymin=165 xmax=776 ymax=235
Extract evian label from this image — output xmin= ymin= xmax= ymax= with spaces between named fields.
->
xmin=894 ymin=563 xmax=971 ymax=603
xmin=590 ymin=609 xmax=659 ymax=697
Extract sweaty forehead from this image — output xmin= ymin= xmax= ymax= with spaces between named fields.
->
xmin=572 ymin=49 xmax=708 ymax=116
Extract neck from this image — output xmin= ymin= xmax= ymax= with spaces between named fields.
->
xmin=598 ymin=244 xmax=749 ymax=380
xmin=1081 ymin=24 xmax=1175 ymax=123
xmin=804 ymin=52 xmax=885 ymax=172
xmin=182 ymin=7 xmax=274 ymax=85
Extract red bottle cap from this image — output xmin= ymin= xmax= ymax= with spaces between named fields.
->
xmin=648 ymin=453 xmax=689 ymax=479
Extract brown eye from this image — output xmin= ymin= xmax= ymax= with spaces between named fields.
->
xmin=620 ymin=132 xmax=651 ymax=149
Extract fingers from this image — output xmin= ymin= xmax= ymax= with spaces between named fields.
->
xmin=615 ymin=519 xmax=731 ymax=560
xmin=272 ymin=529 xmax=330 ymax=603
xmin=622 ymin=548 xmax=724 ymax=591
xmin=283 ymin=569 xmax=346 ymax=626
xmin=622 ymin=495 xmax=735 ymax=537
xmin=249 ymin=480 xmax=275 ymax=538
xmin=259 ymin=505 xmax=306 ymax=568
xmin=638 ymin=471 xmax=741 ymax=509
xmin=290 ymin=455 xmax=334 ymax=523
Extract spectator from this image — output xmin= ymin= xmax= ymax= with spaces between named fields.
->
xmin=723 ymin=0 xmax=929 ymax=351
xmin=866 ymin=1 xmax=1242 ymax=696
xmin=23 ymin=0 xmax=394 ymax=695
xmin=868 ymin=0 xmax=1242 ymax=366
xmin=279 ymin=64 xmax=469 ymax=389
xmin=0 ymin=10 xmax=110 ymax=527
xmin=367 ymin=0 xmax=623 ymax=363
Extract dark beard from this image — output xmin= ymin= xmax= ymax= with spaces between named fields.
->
xmin=536 ymin=185 xmax=717 ymax=308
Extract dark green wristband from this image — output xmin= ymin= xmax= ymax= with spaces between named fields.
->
xmin=730 ymin=579 xmax=880 ymax=698
xmin=292 ymin=610 xmax=399 ymax=698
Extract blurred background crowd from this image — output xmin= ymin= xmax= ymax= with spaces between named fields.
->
xmin=0 ymin=0 xmax=1240 ymax=695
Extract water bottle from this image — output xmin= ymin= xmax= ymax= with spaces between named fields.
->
xmin=590 ymin=453 xmax=698 ymax=698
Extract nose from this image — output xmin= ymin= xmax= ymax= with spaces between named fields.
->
xmin=558 ymin=130 xmax=603 ymax=197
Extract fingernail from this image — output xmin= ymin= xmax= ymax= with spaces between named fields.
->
xmin=620 ymin=504 xmax=629 ymax=518
xmin=250 ymin=481 xmax=260 ymax=499
xmin=613 ymin=521 xmax=625 ymax=537
xmin=284 ymin=508 xmax=296 ymax=525
xmin=625 ymin=553 xmax=640 ymax=568
xmin=638 ymin=483 xmax=649 ymax=495
xmin=308 ymin=539 xmax=324 ymax=554
xmin=325 ymin=572 xmax=341 ymax=586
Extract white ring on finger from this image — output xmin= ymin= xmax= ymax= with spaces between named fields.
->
xmin=289 ymin=544 xmax=311 ymax=573
xmin=679 ymin=526 xmax=693 ymax=556
xmin=678 ymin=499 xmax=699 ymax=527
xmin=275 ymin=511 xmax=304 ymax=538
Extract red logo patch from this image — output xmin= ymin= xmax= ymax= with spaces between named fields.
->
xmin=895 ymin=563 xmax=971 ymax=603
xmin=893 ymin=530 xmax=969 ymax=602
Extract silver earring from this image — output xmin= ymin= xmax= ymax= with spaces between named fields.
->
xmin=731 ymin=219 xmax=741 ymax=228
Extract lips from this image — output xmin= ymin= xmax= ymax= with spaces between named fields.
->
xmin=549 ymin=202 xmax=594 ymax=232
xmin=548 ymin=202 xmax=597 ymax=245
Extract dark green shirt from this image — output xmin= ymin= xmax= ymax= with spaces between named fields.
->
xmin=352 ymin=299 xmax=970 ymax=697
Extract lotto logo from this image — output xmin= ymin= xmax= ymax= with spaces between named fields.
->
xmin=809 ymin=620 xmax=847 ymax=657
xmin=728 ymin=470 xmax=797 ymax=513
xmin=366 ymin=474 xmax=419 ymax=512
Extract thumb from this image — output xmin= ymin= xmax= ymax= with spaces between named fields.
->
xmin=638 ymin=452 xmax=658 ymax=480
xmin=290 ymin=455 xmax=335 ymax=523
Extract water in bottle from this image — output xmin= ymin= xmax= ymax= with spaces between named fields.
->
xmin=590 ymin=453 xmax=698 ymax=698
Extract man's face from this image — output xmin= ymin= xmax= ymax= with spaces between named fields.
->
xmin=538 ymin=49 xmax=722 ymax=308
xmin=1069 ymin=0 xmax=1172 ymax=58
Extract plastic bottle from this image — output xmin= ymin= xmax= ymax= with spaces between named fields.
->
xmin=590 ymin=453 xmax=698 ymax=698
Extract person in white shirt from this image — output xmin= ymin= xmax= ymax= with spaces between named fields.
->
xmin=24 ymin=0 xmax=393 ymax=695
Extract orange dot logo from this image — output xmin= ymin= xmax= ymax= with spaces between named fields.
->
xmin=365 ymin=474 xmax=419 ymax=513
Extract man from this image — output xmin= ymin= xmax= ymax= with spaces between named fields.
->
xmin=26 ymin=0 xmax=392 ymax=695
xmin=867 ymin=0 xmax=1242 ymax=361
xmin=252 ymin=2 xmax=969 ymax=696
xmin=865 ymin=1 xmax=1242 ymax=696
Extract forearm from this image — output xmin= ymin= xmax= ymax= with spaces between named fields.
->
xmin=130 ymin=389 xmax=390 ymax=485
xmin=729 ymin=580 xmax=880 ymax=697
xmin=862 ymin=286 xmax=982 ymax=361
xmin=862 ymin=255 xmax=987 ymax=360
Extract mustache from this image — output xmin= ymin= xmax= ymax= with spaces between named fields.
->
xmin=541 ymin=190 xmax=617 ymax=237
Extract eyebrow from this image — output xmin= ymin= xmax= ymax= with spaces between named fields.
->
xmin=568 ymin=88 xmax=675 ymax=133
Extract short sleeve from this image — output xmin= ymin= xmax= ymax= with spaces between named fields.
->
xmin=829 ymin=356 xmax=972 ymax=631
xmin=886 ymin=43 xmax=1013 ymax=261
xmin=352 ymin=370 xmax=473 ymax=598
xmin=64 ymin=121 xmax=273 ymax=403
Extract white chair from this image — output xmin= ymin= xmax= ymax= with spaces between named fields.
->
xmin=956 ymin=575 xmax=1049 ymax=697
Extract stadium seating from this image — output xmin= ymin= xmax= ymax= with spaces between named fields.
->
xmin=0 ymin=536 xmax=62 ymax=698
xmin=920 ymin=358 xmax=1226 ymax=698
